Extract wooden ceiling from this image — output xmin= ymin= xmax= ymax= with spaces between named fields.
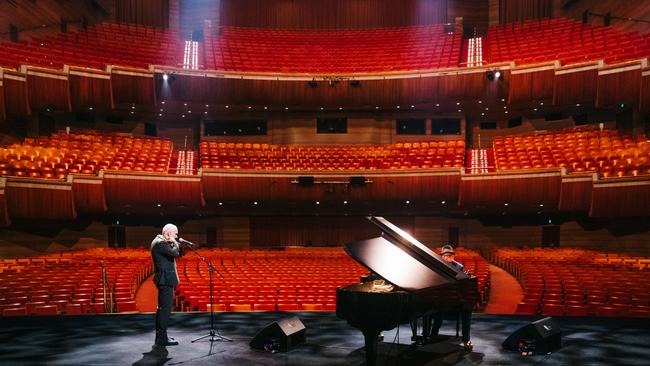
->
xmin=0 ymin=0 xmax=111 ymax=35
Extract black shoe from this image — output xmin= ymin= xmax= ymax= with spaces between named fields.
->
xmin=155 ymin=338 xmax=179 ymax=347
xmin=463 ymin=340 xmax=473 ymax=351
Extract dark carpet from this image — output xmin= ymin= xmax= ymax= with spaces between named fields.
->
xmin=0 ymin=312 xmax=647 ymax=365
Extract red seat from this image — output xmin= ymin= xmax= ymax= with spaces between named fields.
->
xmin=277 ymin=303 xmax=300 ymax=311
xmin=229 ymin=304 xmax=251 ymax=312
xmin=65 ymin=303 xmax=83 ymax=315
xmin=515 ymin=302 xmax=538 ymax=315
xmin=116 ymin=301 xmax=137 ymax=312
xmin=34 ymin=305 xmax=58 ymax=315
xmin=2 ymin=307 xmax=27 ymax=316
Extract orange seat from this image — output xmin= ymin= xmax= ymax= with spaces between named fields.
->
xmin=229 ymin=304 xmax=252 ymax=312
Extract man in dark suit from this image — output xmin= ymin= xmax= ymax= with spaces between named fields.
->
xmin=435 ymin=245 xmax=473 ymax=351
xmin=151 ymin=224 xmax=183 ymax=347
xmin=410 ymin=245 xmax=473 ymax=350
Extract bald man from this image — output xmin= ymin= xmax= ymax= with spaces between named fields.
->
xmin=151 ymin=223 xmax=183 ymax=347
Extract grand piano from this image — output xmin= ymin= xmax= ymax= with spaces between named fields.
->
xmin=336 ymin=216 xmax=478 ymax=366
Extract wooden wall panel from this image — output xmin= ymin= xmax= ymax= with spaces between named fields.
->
xmin=0 ymin=178 xmax=11 ymax=227
xmin=590 ymin=178 xmax=650 ymax=217
xmin=5 ymin=179 xmax=77 ymax=220
xmin=448 ymin=0 xmax=489 ymax=33
xmin=596 ymin=62 xmax=643 ymax=109
xmin=553 ymin=64 xmax=599 ymax=106
xmin=220 ymin=0 xmax=448 ymax=29
xmin=0 ymin=70 xmax=5 ymax=122
xmin=156 ymin=69 xmax=502 ymax=108
xmin=115 ymin=0 xmax=170 ymax=28
xmin=639 ymin=68 xmax=650 ymax=113
xmin=508 ymin=64 xmax=555 ymax=104
xmin=458 ymin=170 xmax=562 ymax=208
xmin=103 ymin=172 xmax=205 ymax=208
xmin=499 ymin=0 xmax=552 ymax=23
xmin=71 ymin=176 xmax=107 ymax=214
xmin=558 ymin=174 xmax=594 ymax=212
xmin=3 ymin=71 xmax=30 ymax=116
xmin=69 ymin=68 xmax=113 ymax=110
xmin=111 ymin=69 xmax=155 ymax=105
xmin=249 ymin=216 xmax=414 ymax=247
xmin=201 ymin=170 xmax=461 ymax=202
xmin=26 ymin=68 xmax=71 ymax=112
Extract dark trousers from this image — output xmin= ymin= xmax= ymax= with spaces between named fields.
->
xmin=155 ymin=285 xmax=174 ymax=340
xmin=431 ymin=309 xmax=472 ymax=342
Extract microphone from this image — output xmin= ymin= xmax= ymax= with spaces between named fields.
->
xmin=178 ymin=238 xmax=195 ymax=247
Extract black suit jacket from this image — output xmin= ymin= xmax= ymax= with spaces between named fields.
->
xmin=151 ymin=234 xmax=182 ymax=287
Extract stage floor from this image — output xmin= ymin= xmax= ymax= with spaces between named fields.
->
xmin=0 ymin=312 xmax=647 ymax=365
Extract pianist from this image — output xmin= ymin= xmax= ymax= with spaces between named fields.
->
xmin=433 ymin=245 xmax=473 ymax=351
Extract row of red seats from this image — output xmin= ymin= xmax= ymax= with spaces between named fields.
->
xmin=205 ymin=24 xmax=462 ymax=73
xmin=486 ymin=17 xmax=650 ymax=66
xmin=493 ymin=127 xmax=650 ymax=177
xmin=0 ymin=131 xmax=172 ymax=179
xmin=0 ymin=22 xmax=179 ymax=71
xmin=199 ymin=140 xmax=466 ymax=171
xmin=0 ymin=248 xmax=152 ymax=316
xmin=490 ymin=247 xmax=650 ymax=318
xmin=176 ymin=247 xmax=490 ymax=312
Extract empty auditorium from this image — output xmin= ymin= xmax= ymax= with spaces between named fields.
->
xmin=1 ymin=0 xmax=649 ymax=365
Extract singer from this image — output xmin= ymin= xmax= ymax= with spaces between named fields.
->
xmin=151 ymin=223 xmax=183 ymax=347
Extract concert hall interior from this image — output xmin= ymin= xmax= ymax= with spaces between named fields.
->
xmin=0 ymin=1 xmax=649 ymax=365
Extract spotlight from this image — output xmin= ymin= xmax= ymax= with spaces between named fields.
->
xmin=307 ymin=79 xmax=318 ymax=88
xmin=495 ymin=71 xmax=501 ymax=79
xmin=163 ymin=73 xmax=168 ymax=81
xmin=486 ymin=70 xmax=495 ymax=81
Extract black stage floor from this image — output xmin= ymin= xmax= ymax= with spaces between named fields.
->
xmin=0 ymin=312 xmax=647 ymax=366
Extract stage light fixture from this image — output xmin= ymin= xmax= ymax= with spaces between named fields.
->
xmin=495 ymin=71 xmax=501 ymax=79
xmin=486 ymin=70 xmax=495 ymax=81
xmin=163 ymin=73 xmax=168 ymax=81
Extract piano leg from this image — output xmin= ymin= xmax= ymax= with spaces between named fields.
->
xmin=362 ymin=330 xmax=380 ymax=366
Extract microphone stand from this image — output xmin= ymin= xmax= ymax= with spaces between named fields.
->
xmin=181 ymin=241 xmax=232 ymax=343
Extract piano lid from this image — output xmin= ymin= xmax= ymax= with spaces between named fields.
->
xmin=343 ymin=216 xmax=467 ymax=291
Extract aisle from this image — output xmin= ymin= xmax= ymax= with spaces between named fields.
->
xmin=134 ymin=275 xmax=157 ymax=313
xmin=483 ymin=264 xmax=523 ymax=314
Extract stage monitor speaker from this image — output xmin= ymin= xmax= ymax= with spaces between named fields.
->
xmin=349 ymin=176 xmax=366 ymax=187
xmin=448 ymin=227 xmax=459 ymax=246
xmin=250 ymin=317 xmax=306 ymax=353
xmin=542 ymin=225 xmax=560 ymax=247
xmin=297 ymin=176 xmax=314 ymax=186
xmin=108 ymin=225 xmax=126 ymax=248
xmin=503 ymin=317 xmax=561 ymax=355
